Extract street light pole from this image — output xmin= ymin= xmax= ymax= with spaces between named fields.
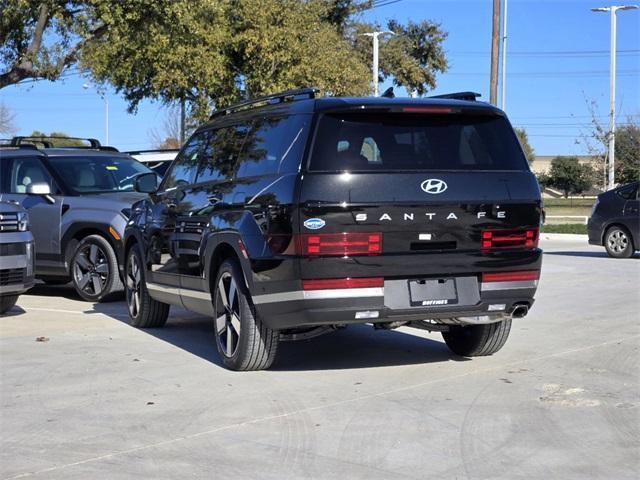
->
xmin=591 ymin=4 xmax=639 ymax=190
xmin=362 ymin=31 xmax=394 ymax=96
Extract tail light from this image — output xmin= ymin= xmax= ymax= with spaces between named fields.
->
xmin=302 ymin=277 xmax=383 ymax=290
xmin=481 ymin=228 xmax=539 ymax=251
xmin=481 ymin=270 xmax=540 ymax=282
xmin=297 ymin=232 xmax=382 ymax=257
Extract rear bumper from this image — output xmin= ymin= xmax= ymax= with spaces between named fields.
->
xmin=253 ymin=279 xmax=537 ymax=330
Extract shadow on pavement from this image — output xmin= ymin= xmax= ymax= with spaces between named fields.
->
xmin=28 ymin=282 xmax=126 ymax=301
xmin=545 ymin=250 xmax=639 ymax=259
xmin=92 ymin=301 xmax=462 ymax=371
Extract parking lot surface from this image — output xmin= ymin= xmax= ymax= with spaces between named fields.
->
xmin=1 ymin=237 xmax=638 ymax=479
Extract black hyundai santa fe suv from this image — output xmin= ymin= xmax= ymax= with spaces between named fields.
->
xmin=125 ymin=88 xmax=543 ymax=370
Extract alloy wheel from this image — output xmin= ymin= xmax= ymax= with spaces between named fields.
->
xmin=73 ymin=244 xmax=109 ymax=297
xmin=608 ymin=230 xmax=629 ymax=253
xmin=215 ymin=272 xmax=242 ymax=358
xmin=126 ymin=253 xmax=142 ymax=317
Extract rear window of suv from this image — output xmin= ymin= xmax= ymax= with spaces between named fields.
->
xmin=309 ymin=112 xmax=528 ymax=172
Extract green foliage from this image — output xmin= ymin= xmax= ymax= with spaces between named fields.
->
xmin=28 ymin=130 xmax=86 ymax=147
xmin=541 ymin=224 xmax=587 ymax=235
xmin=514 ymin=128 xmax=535 ymax=164
xmin=614 ymin=123 xmax=640 ymax=185
xmin=544 ymin=156 xmax=595 ymax=198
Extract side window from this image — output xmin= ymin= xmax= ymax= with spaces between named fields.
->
xmin=161 ymin=132 xmax=207 ymax=190
xmin=237 ymin=115 xmax=310 ymax=177
xmin=617 ymin=184 xmax=638 ymax=200
xmin=196 ymin=125 xmax=248 ymax=183
xmin=4 ymin=157 xmax=56 ymax=194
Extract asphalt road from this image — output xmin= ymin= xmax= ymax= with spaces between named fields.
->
xmin=1 ymin=237 xmax=638 ymax=480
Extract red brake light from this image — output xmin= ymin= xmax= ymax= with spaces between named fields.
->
xmin=481 ymin=228 xmax=539 ymax=251
xmin=402 ymin=107 xmax=453 ymax=114
xmin=302 ymin=277 xmax=384 ymax=290
xmin=297 ymin=232 xmax=382 ymax=256
xmin=481 ymin=270 xmax=540 ymax=283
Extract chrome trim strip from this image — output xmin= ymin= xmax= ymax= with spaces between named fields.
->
xmin=481 ymin=280 xmax=538 ymax=291
xmin=252 ymin=287 xmax=384 ymax=305
xmin=146 ymin=282 xmax=180 ymax=296
xmin=0 ymin=254 xmax=28 ymax=269
xmin=180 ymin=287 xmax=211 ymax=301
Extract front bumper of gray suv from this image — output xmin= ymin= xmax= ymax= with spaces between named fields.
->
xmin=0 ymin=231 xmax=36 ymax=296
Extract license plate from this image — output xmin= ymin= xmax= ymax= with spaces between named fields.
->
xmin=408 ymin=279 xmax=458 ymax=307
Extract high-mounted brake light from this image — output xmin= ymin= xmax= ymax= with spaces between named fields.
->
xmin=402 ymin=107 xmax=453 ymax=114
xmin=481 ymin=228 xmax=539 ymax=251
xmin=481 ymin=270 xmax=540 ymax=283
xmin=297 ymin=232 xmax=382 ymax=256
xmin=302 ymin=277 xmax=384 ymax=290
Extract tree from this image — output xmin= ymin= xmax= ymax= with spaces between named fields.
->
xmin=0 ymin=101 xmax=16 ymax=135
xmin=27 ymin=130 xmax=85 ymax=147
xmin=148 ymin=104 xmax=187 ymax=150
xmin=612 ymin=122 xmax=640 ymax=185
xmin=514 ymin=128 xmax=535 ymax=164
xmin=544 ymin=156 xmax=595 ymax=198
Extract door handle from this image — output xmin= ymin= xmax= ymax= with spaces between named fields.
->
xmin=208 ymin=195 xmax=222 ymax=205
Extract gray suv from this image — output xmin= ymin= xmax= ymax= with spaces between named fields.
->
xmin=0 ymin=142 xmax=157 ymax=301
xmin=0 ymin=201 xmax=35 ymax=313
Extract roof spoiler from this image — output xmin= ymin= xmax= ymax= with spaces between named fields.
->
xmin=428 ymin=91 xmax=481 ymax=101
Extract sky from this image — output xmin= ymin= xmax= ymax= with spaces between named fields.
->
xmin=1 ymin=0 xmax=638 ymax=156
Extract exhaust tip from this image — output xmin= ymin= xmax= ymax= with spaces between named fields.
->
xmin=511 ymin=304 xmax=529 ymax=318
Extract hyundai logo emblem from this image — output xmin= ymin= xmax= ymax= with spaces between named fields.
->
xmin=421 ymin=179 xmax=448 ymax=194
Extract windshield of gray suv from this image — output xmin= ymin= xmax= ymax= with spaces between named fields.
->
xmin=46 ymin=156 xmax=154 ymax=193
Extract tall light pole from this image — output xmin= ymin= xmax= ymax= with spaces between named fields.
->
xmin=83 ymin=83 xmax=109 ymax=145
xmin=500 ymin=0 xmax=508 ymax=110
xmin=362 ymin=31 xmax=394 ymax=96
xmin=591 ymin=4 xmax=638 ymax=190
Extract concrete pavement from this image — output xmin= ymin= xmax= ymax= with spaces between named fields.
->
xmin=1 ymin=238 xmax=638 ymax=479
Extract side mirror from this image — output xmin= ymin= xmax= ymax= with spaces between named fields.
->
xmin=26 ymin=182 xmax=55 ymax=204
xmin=134 ymin=172 xmax=159 ymax=193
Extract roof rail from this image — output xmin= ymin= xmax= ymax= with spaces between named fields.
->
xmin=0 ymin=143 xmax=39 ymax=151
xmin=10 ymin=136 xmax=119 ymax=152
xmin=429 ymin=91 xmax=481 ymax=101
xmin=210 ymin=87 xmax=319 ymax=120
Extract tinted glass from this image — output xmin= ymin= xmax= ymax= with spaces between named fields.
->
xmin=2 ymin=156 xmax=57 ymax=194
xmin=616 ymin=183 xmax=638 ymax=200
xmin=162 ymin=133 xmax=207 ymax=189
xmin=309 ymin=113 xmax=528 ymax=171
xmin=237 ymin=115 xmax=310 ymax=178
xmin=196 ymin=125 xmax=248 ymax=183
xmin=46 ymin=156 xmax=151 ymax=193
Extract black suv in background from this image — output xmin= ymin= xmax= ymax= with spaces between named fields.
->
xmin=125 ymin=88 xmax=543 ymax=370
xmin=588 ymin=181 xmax=639 ymax=258
xmin=0 ymin=138 xmax=157 ymax=301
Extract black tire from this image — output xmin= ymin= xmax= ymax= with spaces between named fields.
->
xmin=0 ymin=295 xmax=18 ymax=315
xmin=442 ymin=319 xmax=512 ymax=357
xmin=604 ymin=225 xmax=634 ymax=259
xmin=213 ymin=258 xmax=279 ymax=371
xmin=70 ymin=235 xmax=123 ymax=302
xmin=125 ymin=244 xmax=169 ymax=328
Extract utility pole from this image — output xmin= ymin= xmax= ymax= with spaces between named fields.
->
xmin=591 ymin=4 xmax=638 ymax=190
xmin=362 ymin=31 xmax=395 ymax=96
xmin=500 ymin=0 xmax=508 ymax=110
xmin=180 ymin=98 xmax=186 ymax=146
xmin=490 ymin=0 xmax=500 ymax=105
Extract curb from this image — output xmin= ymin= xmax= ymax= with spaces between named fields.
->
xmin=540 ymin=233 xmax=588 ymax=242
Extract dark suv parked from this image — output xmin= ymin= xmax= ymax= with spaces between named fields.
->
xmin=588 ymin=181 xmax=639 ymax=258
xmin=125 ymin=88 xmax=543 ymax=370
xmin=0 ymin=139 xmax=157 ymax=301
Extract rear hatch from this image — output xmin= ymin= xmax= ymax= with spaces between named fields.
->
xmin=297 ymin=107 xmax=542 ymax=279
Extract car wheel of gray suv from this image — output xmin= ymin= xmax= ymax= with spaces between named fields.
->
xmin=604 ymin=226 xmax=634 ymax=259
xmin=71 ymin=235 xmax=123 ymax=302
xmin=125 ymin=245 xmax=169 ymax=328
xmin=0 ymin=295 xmax=19 ymax=315
xmin=214 ymin=258 xmax=279 ymax=371
xmin=442 ymin=319 xmax=512 ymax=357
